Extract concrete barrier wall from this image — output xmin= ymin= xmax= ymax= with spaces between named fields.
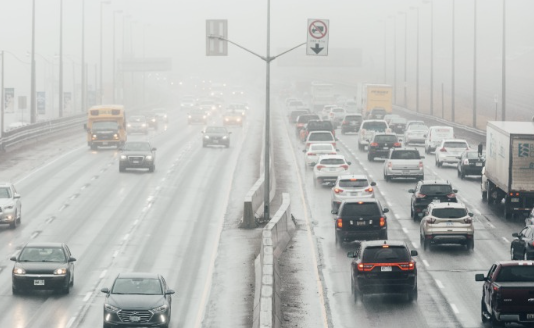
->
xmin=253 ymin=193 xmax=295 ymax=328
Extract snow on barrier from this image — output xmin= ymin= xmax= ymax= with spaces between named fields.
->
xmin=253 ymin=193 xmax=295 ymax=328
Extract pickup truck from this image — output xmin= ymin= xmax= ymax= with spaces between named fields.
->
xmin=476 ymin=261 xmax=534 ymax=326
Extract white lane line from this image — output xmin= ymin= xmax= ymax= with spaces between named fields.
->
xmin=412 ymin=242 xmax=418 ymax=249
xmin=435 ymin=279 xmax=445 ymax=289
xmin=488 ymin=223 xmax=495 ymax=229
xmin=30 ymin=232 xmax=39 ymax=239
xmin=451 ymin=304 xmax=459 ymax=314
xmin=133 ymin=219 xmax=139 ymax=226
xmin=66 ymin=317 xmax=76 ymax=328
xmin=113 ymin=250 xmax=119 ymax=258
xmin=402 ymin=227 xmax=408 ymax=234
xmin=395 ymin=214 xmax=401 ymax=219
xmin=83 ymin=292 xmax=92 ymax=302
xmin=123 ymin=233 xmax=129 ymax=241
xmin=473 ymin=209 xmax=481 ymax=215
xmin=502 ymin=237 xmax=509 ymax=243
xmin=99 ymin=270 xmax=107 ymax=279
xmin=422 ymin=259 xmax=430 ymax=267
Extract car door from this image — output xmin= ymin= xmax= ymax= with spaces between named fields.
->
xmin=483 ymin=264 xmax=497 ymax=311
xmin=64 ymin=245 xmax=75 ymax=280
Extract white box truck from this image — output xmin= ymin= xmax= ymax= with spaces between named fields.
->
xmin=484 ymin=121 xmax=534 ymax=219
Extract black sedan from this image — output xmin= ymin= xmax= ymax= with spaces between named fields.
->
xmin=11 ymin=242 xmax=76 ymax=295
xmin=202 ymin=126 xmax=231 ymax=148
xmin=457 ymin=150 xmax=485 ymax=179
xmin=119 ymin=141 xmax=156 ymax=173
xmin=102 ymin=272 xmax=175 ymax=328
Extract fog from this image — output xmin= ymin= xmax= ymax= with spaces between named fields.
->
xmin=1 ymin=0 xmax=533 ymax=125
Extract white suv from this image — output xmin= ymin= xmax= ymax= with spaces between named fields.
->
xmin=313 ymin=155 xmax=351 ymax=187
xmin=330 ymin=174 xmax=376 ymax=212
xmin=435 ymin=139 xmax=470 ymax=167
xmin=0 ymin=183 xmax=22 ymax=229
xmin=357 ymin=120 xmax=390 ymax=151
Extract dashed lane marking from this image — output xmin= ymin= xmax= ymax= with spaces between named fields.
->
xmin=99 ymin=270 xmax=107 ymax=279
xmin=451 ymin=304 xmax=459 ymax=314
xmin=83 ymin=292 xmax=92 ymax=302
xmin=402 ymin=227 xmax=408 ymax=234
xmin=423 ymin=259 xmax=430 ymax=267
xmin=502 ymin=237 xmax=509 ymax=243
xmin=435 ymin=279 xmax=445 ymax=289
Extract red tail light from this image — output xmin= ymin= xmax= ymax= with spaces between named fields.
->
xmin=342 ymin=121 xmax=348 ymax=125
xmin=365 ymin=187 xmax=373 ymax=193
xmin=337 ymin=218 xmax=342 ymax=228
xmin=399 ymin=261 xmax=416 ymax=271
xmin=341 ymin=164 xmax=349 ymax=170
xmin=307 ymin=152 xmax=316 ymax=156
xmin=334 ymin=188 xmax=343 ymax=194
xmin=333 ymin=142 xmax=336 ymax=147
xmin=393 ymin=142 xmax=401 ymax=147
xmin=370 ymin=142 xmax=379 ymax=147
xmin=357 ymin=263 xmax=365 ymax=272
xmin=446 ymin=193 xmax=456 ymax=198
xmin=463 ymin=159 xmax=469 ymax=165
xmin=419 ymin=161 xmax=424 ymax=169
xmin=379 ymin=217 xmax=386 ymax=227
xmin=509 ymin=192 xmax=520 ymax=196
xmin=328 ymin=152 xmax=337 ymax=155
xmin=387 ymin=161 xmax=392 ymax=168
xmin=306 ymin=143 xmax=311 ymax=147
xmin=316 ymin=165 xmax=325 ymax=170
xmin=416 ymin=193 xmax=426 ymax=199
xmin=428 ymin=217 xmax=436 ymax=224
xmin=440 ymin=148 xmax=447 ymax=152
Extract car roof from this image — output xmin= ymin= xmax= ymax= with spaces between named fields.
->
xmin=309 ymin=131 xmax=333 ymax=135
xmin=362 ymin=119 xmax=387 ymax=123
xmin=496 ymin=261 xmax=534 ymax=267
xmin=337 ymin=174 xmax=369 ymax=180
xmin=441 ymin=139 xmax=468 ymax=143
xmin=373 ymin=132 xmax=397 ymax=137
xmin=309 ymin=143 xmax=334 ymax=148
xmin=419 ymin=179 xmax=452 ymax=185
xmin=0 ymin=182 xmax=13 ymax=187
xmin=428 ymin=202 xmax=467 ymax=209
xmin=116 ymin=272 xmax=161 ymax=279
xmin=318 ymin=154 xmax=346 ymax=161
xmin=361 ymin=240 xmax=407 ymax=248
xmin=341 ymin=198 xmax=379 ymax=204
xmin=24 ymin=242 xmax=65 ymax=248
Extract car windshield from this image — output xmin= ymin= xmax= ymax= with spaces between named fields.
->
xmin=362 ymin=246 xmax=410 ymax=263
xmin=420 ymin=184 xmax=453 ymax=195
xmin=496 ymin=266 xmax=534 ymax=282
xmin=375 ymin=135 xmax=397 ymax=143
xmin=345 ymin=116 xmax=362 ymax=121
xmin=432 ymin=208 xmax=467 ymax=218
xmin=363 ymin=122 xmax=387 ymax=131
xmin=310 ymin=145 xmax=334 ymax=152
xmin=308 ymin=122 xmax=332 ymax=130
xmin=298 ymin=115 xmax=320 ymax=123
xmin=390 ymin=151 xmax=420 ymax=160
xmin=319 ymin=158 xmax=345 ymax=165
xmin=309 ymin=133 xmax=334 ymax=141
xmin=123 ymin=142 xmax=151 ymax=151
xmin=339 ymin=179 xmax=369 ymax=188
xmin=332 ymin=108 xmax=345 ymax=112
xmin=341 ymin=203 xmax=380 ymax=216
xmin=409 ymin=125 xmax=428 ymax=131
xmin=19 ymin=247 xmax=66 ymax=262
xmin=129 ymin=117 xmax=145 ymax=122
xmin=111 ymin=278 xmax=163 ymax=295
xmin=206 ymin=127 xmax=228 ymax=133
xmin=444 ymin=142 xmax=468 ymax=148
xmin=92 ymin=121 xmax=118 ymax=130
xmin=0 ymin=187 xmax=12 ymax=198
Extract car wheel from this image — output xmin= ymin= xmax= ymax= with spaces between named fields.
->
xmin=460 ymin=171 xmax=465 ymax=180
xmin=412 ymin=209 xmax=418 ymax=221
xmin=119 ymin=165 xmax=125 ymax=173
xmin=335 ymin=232 xmax=342 ymax=248
xmin=379 ymin=230 xmax=388 ymax=240
xmin=384 ymin=174 xmax=390 ymax=182
xmin=511 ymin=247 xmax=516 ymax=260
xmin=407 ymin=286 xmax=418 ymax=302
xmin=17 ymin=209 xmax=21 ymax=224
xmin=467 ymin=239 xmax=475 ymax=251
xmin=481 ymin=299 xmax=489 ymax=324
xmin=60 ymin=284 xmax=70 ymax=295
xmin=423 ymin=239 xmax=430 ymax=251
xmin=491 ymin=309 xmax=503 ymax=327
xmin=524 ymin=251 xmax=529 ymax=261
xmin=12 ymin=285 xmax=21 ymax=295
xmin=148 ymin=165 xmax=155 ymax=173
xmin=367 ymin=154 xmax=373 ymax=162
xmin=352 ymin=282 xmax=362 ymax=303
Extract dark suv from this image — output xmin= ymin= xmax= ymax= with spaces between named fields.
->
xmin=368 ymin=108 xmax=387 ymax=120
xmin=295 ymin=114 xmax=320 ymax=137
xmin=340 ymin=114 xmax=363 ymax=134
xmin=409 ymin=180 xmax=458 ymax=220
xmin=347 ymin=240 xmax=418 ymax=302
xmin=332 ymin=198 xmax=389 ymax=245
xmin=367 ymin=133 xmax=401 ymax=161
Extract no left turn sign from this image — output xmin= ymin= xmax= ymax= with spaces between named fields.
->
xmin=306 ymin=18 xmax=329 ymax=56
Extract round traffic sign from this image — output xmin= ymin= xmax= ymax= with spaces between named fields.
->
xmin=308 ymin=20 xmax=328 ymax=40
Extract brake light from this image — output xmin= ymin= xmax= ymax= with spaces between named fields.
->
xmin=464 ymin=217 xmax=472 ymax=223
xmin=361 ymin=128 xmax=367 ymax=134
xmin=440 ymin=148 xmax=447 ymax=152
xmin=307 ymin=153 xmax=316 ymax=156
xmin=428 ymin=218 xmax=436 ymax=224
xmin=399 ymin=261 xmax=416 ymax=271
xmin=393 ymin=142 xmax=401 ymax=147
xmin=337 ymin=218 xmax=342 ymax=228
xmin=342 ymin=121 xmax=348 ymax=125
xmin=334 ymin=188 xmax=343 ymax=194
xmin=357 ymin=263 xmax=364 ymax=271
xmin=416 ymin=193 xmax=426 ymax=198
xmin=357 ymin=263 xmax=374 ymax=272
xmin=370 ymin=142 xmax=379 ymax=147
xmin=509 ymin=192 xmax=520 ymax=196
xmin=379 ymin=217 xmax=386 ymax=227
xmin=447 ymin=193 xmax=456 ymax=198
xmin=306 ymin=143 xmax=311 ymax=147
xmin=316 ymin=165 xmax=325 ymax=170
xmin=365 ymin=187 xmax=373 ymax=193
xmin=419 ymin=161 xmax=424 ymax=169
xmin=463 ymin=159 xmax=469 ymax=165
xmin=387 ymin=161 xmax=392 ymax=168
xmin=341 ymin=164 xmax=349 ymax=170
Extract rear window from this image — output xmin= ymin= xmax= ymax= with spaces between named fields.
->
xmin=310 ymin=145 xmax=333 ymax=151
xmin=345 ymin=116 xmax=362 ymax=121
xmin=431 ymin=208 xmax=467 ymax=218
xmin=319 ymin=158 xmax=345 ymax=165
xmin=420 ymin=184 xmax=453 ymax=195
xmin=341 ymin=203 xmax=381 ymax=216
xmin=339 ymin=179 xmax=369 ymax=188
xmin=362 ymin=246 xmax=410 ymax=263
xmin=375 ymin=135 xmax=397 ymax=143
xmin=332 ymin=108 xmax=345 ymax=113
xmin=408 ymin=125 xmax=428 ymax=131
xmin=444 ymin=141 xmax=468 ymax=148
xmin=308 ymin=121 xmax=333 ymax=130
xmin=298 ymin=115 xmax=320 ymax=123
xmin=390 ymin=150 xmax=420 ymax=160
xmin=390 ymin=118 xmax=407 ymax=124
xmin=496 ymin=266 xmax=534 ymax=282
xmin=362 ymin=122 xmax=387 ymax=131
xmin=371 ymin=109 xmax=386 ymax=113
xmin=309 ymin=133 xmax=334 ymax=141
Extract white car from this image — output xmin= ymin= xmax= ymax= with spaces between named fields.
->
xmin=0 ymin=182 xmax=22 ymax=229
xmin=404 ymin=124 xmax=429 ymax=145
xmin=328 ymin=107 xmax=346 ymax=127
xmin=313 ymin=155 xmax=351 ymax=187
xmin=305 ymin=131 xmax=336 ymax=149
xmin=435 ymin=139 xmax=470 ymax=167
xmin=330 ymin=174 xmax=376 ymax=212
xmin=321 ymin=105 xmax=336 ymax=119
xmin=424 ymin=126 xmax=454 ymax=154
xmin=357 ymin=120 xmax=390 ymax=151
xmin=303 ymin=143 xmax=338 ymax=169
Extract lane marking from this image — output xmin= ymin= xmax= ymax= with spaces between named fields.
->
xmin=99 ymin=270 xmax=107 ymax=279
xmin=502 ymin=237 xmax=509 ymax=243
xmin=451 ymin=304 xmax=459 ymax=314
xmin=66 ymin=317 xmax=75 ymax=328
xmin=395 ymin=214 xmax=401 ymax=219
xmin=402 ymin=227 xmax=408 ymax=234
xmin=423 ymin=259 xmax=430 ymax=267
xmin=488 ymin=223 xmax=495 ymax=229
xmin=123 ymin=233 xmax=129 ymax=241
xmin=83 ymin=292 xmax=92 ymax=302
xmin=435 ymin=279 xmax=444 ymax=289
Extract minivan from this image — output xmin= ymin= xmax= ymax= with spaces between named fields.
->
xmin=424 ymin=126 xmax=454 ymax=154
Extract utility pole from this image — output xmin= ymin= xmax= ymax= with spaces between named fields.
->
xmin=501 ymin=0 xmax=506 ymax=121
xmin=30 ymin=0 xmax=37 ymax=123
xmin=473 ymin=0 xmax=477 ymax=128
xmin=451 ymin=0 xmax=455 ymax=122
xmin=59 ymin=0 xmax=64 ymax=117
xmin=81 ymin=0 xmax=85 ymax=112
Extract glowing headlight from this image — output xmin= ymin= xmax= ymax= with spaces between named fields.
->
xmin=146 ymin=156 xmax=153 ymax=161
xmin=92 ymin=134 xmax=97 ymax=139
xmin=188 ymin=115 xmax=192 ymax=119
xmin=127 ymin=124 xmax=131 ymax=127
xmin=163 ymin=115 xmax=167 ymax=118
xmin=151 ymin=304 xmax=169 ymax=313
xmin=203 ymin=116 xmax=207 ymax=119
xmin=13 ymin=267 xmax=25 ymax=275
xmin=104 ymin=304 xmax=121 ymax=313
xmin=120 ymin=155 xmax=127 ymax=160
xmin=54 ymin=268 xmax=67 ymax=275
xmin=237 ymin=118 xmax=241 ymax=122
xmin=113 ymin=134 xmax=119 ymax=139
xmin=222 ymin=136 xmax=227 ymax=139
xmin=225 ymin=118 xmax=229 ymax=122
xmin=204 ymin=136 xmax=210 ymax=139
xmin=142 ymin=124 xmax=147 ymax=127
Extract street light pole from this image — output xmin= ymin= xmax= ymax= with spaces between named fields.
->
xmin=30 ymin=0 xmax=37 ymax=123
xmin=393 ymin=16 xmax=397 ymax=105
xmin=99 ymin=1 xmax=110 ymax=104
xmin=451 ymin=0 xmax=455 ymax=122
xmin=501 ymin=0 xmax=506 ymax=121
xmin=423 ymin=0 xmax=434 ymax=115
xmin=473 ymin=0 xmax=477 ymax=128
xmin=398 ymin=11 xmax=407 ymax=107
xmin=1 ymin=51 xmax=4 ymax=136
xmin=59 ymin=0 xmax=64 ymax=118
xmin=81 ymin=0 xmax=85 ymax=112
xmin=113 ymin=10 xmax=123 ymax=104
xmin=383 ymin=19 xmax=387 ymax=84
xmin=411 ymin=7 xmax=420 ymax=113
xmin=263 ymin=0 xmax=271 ymax=221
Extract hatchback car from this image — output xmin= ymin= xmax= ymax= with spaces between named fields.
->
xmin=330 ymin=175 xmax=376 ymax=212
xmin=312 ymin=155 xmax=351 ymax=186
xmin=11 ymin=242 xmax=76 ymax=294
xmin=510 ymin=226 xmax=534 ymax=260
xmin=357 ymin=120 xmax=390 ymax=151
xmin=457 ymin=150 xmax=485 ymax=179
xmin=288 ymin=109 xmax=310 ymax=123
xmin=119 ymin=141 xmax=157 ymax=173
xmin=126 ymin=116 xmax=148 ymax=134
xmin=101 ymin=272 xmax=175 ymax=328
xmin=202 ymin=126 xmax=231 ymax=148
xmin=303 ymin=143 xmax=337 ymax=169
xmin=347 ymin=240 xmax=418 ymax=302
xmin=340 ymin=114 xmax=363 ymax=134
xmin=300 ymin=120 xmax=335 ymax=142
xmin=222 ymin=109 xmax=243 ymax=126
xmin=404 ymin=124 xmax=429 ymax=145
xmin=388 ymin=117 xmax=407 ymax=134
xmin=305 ymin=131 xmax=336 ymax=149
xmin=295 ymin=114 xmax=321 ymax=136
xmin=435 ymin=139 xmax=470 ymax=167
xmin=383 ymin=148 xmax=425 ymax=181
xmin=367 ymin=133 xmax=401 ymax=161
xmin=0 ymin=182 xmax=22 ymax=229
xmin=333 ymin=198 xmax=389 ymax=244
xmin=419 ymin=202 xmax=474 ymax=250
xmin=409 ymin=180 xmax=458 ymax=220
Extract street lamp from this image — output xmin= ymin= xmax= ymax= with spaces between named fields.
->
xmin=113 ymin=10 xmax=123 ymax=103
xmin=398 ymin=11 xmax=407 ymax=108
xmin=59 ymin=0 xmax=64 ymax=117
xmin=423 ymin=0 xmax=434 ymax=115
xmin=81 ymin=0 xmax=86 ymax=112
xmin=392 ymin=15 xmax=397 ymax=105
xmin=410 ymin=6 xmax=420 ymax=113
xmin=30 ymin=0 xmax=37 ymax=123
xmin=1 ymin=51 xmax=4 ymax=136
xmin=501 ymin=0 xmax=506 ymax=121
xmin=451 ymin=0 xmax=456 ymax=122
xmin=100 ymin=0 xmax=111 ymax=104
xmin=473 ymin=0 xmax=478 ymax=128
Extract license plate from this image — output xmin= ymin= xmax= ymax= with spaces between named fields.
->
xmin=357 ymin=221 xmax=366 ymax=226
xmin=383 ymin=146 xmax=389 ymax=149
xmin=433 ymin=199 xmax=441 ymax=203
xmin=213 ymin=140 xmax=219 ymax=143
xmin=130 ymin=316 xmax=141 ymax=322
xmin=511 ymin=198 xmax=519 ymax=203
xmin=527 ymin=314 xmax=534 ymax=320
xmin=350 ymin=192 xmax=360 ymax=196
xmin=381 ymin=266 xmax=392 ymax=272
xmin=132 ymin=160 xmax=140 ymax=164
xmin=102 ymin=142 xmax=108 ymax=145
xmin=446 ymin=222 xmax=453 ymax=226
xmin=34 ymin=280 xmax=45 ymax=286
xmin=476 ymin=163 xmax=482 ymax=166
xmin=329 ymin=168 xmax=337 ymax=171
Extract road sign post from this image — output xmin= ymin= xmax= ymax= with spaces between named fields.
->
xmin=206 ymin=20 xmax=228 ymax=56
xmin=306 ymin=19 xmax=329 ymax=56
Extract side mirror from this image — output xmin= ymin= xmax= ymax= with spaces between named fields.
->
xmin=68 ymin=257 xmax=77 ymax=262
xmin=347 ymin=162 xmax=352 ymax=165
xmin=347 ymin=252 xmax=356 ymax=258
xmin=453 ymin=189 xmax=458 ymax=193
xmin=478 ymin=143 xmax=483 ymax=156
xmin=512 ymin=232 xmax=519 ymax=238
xmin=370 ymin=182 xmax=376 ymax=186
xmin=101 ymin=288 xmax=110 ymax=294
xmin=152 ymin=147 xmax=157 ymax=151
xmin=475 ymin=274 xmax=486 ymax=282
xmin=331 ymin=209 xmax=338 ymax=214
xmin=410 ymin=250 xmax=418 ymax=256
xmin=165 ymin=289 xmax=176 ymax=295
xmin=13 ymin=193 xmax=21 ymax=199
xmin=302 ymin=149 xmax=306 ymax=153
xmin=310 ymin=162 xmax=316 ymax=166
xmin=10 ymin=256 xmax=16 ymax=261
xmin=468 ymin=212 xmax=474 ymax=217
xmin=383 ymin=208 xmax=389 ymax=213
xmin=336 ymin=149 xmax=340 ymax=151
xmin=408 ymin=189 xmax=415 ymax=193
